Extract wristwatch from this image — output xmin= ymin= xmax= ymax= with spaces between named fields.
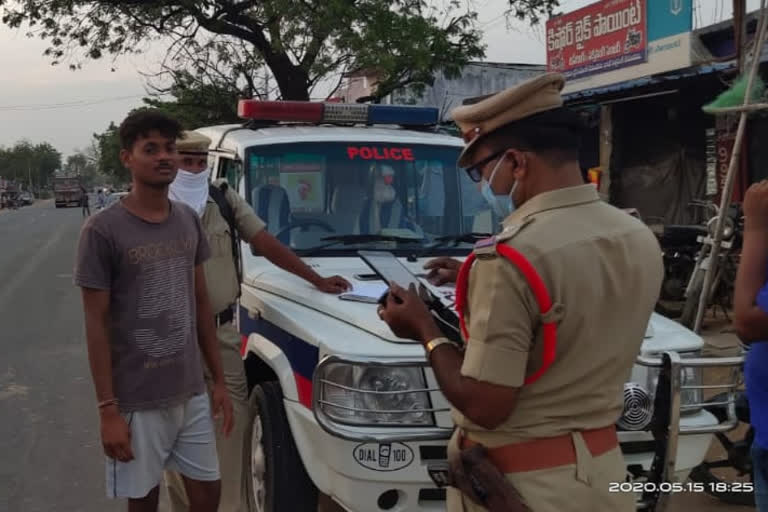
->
xmin=425 ymin=337 xmax=453 ymax=355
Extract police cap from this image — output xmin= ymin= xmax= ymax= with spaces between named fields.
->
xmin=451 ymin=73 xmax=566 ymax=167
xmin=176 ymin=131 xmax=212 ymax=155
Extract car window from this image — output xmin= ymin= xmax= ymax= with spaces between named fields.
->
xmin=245 ymin=141 xmax=496 ymax=254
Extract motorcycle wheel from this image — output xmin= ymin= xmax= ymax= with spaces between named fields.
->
xmin=680 ymin=270 xmax=704 ymax=329
xmin=655 ymin=301 xmax=683 ymax=318
xmin=689 ymin=392 xmax=755 ymax=506
xmin=689 ymin=431 xmax=755 ymax=507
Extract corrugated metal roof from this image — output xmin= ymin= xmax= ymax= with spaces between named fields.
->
xmin=563 ymin=61 xmax=735 ymax=102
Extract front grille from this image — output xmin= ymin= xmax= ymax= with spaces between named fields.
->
xmin=620 ymin=441 xmax=657 ymax=455
xmin=419 ymin=445 xmax=448 ymax=461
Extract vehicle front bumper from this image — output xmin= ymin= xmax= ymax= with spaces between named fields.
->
xmin=286 ymin=401 xmax=449 ymax=511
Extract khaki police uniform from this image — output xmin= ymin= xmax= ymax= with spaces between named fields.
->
xmin=166 ymin=132 xmax=265 ymax=512
xmin=446 ymin=74 xmax=664 ymax=512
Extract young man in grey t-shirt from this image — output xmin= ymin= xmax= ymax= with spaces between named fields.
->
xmin=75 ymin=110 xmax=233 ymax=512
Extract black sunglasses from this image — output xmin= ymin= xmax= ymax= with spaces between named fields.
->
xmin=463 ymin=149 xmax=507 ymax=183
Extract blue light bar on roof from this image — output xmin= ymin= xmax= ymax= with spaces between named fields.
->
xmin=367 ymin=105 xmax=439 ymax=126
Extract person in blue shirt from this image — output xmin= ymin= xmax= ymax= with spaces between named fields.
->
xmin=735 ymin=180 xmax=768 ymax=510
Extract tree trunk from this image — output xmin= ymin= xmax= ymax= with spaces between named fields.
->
xmin=266 ymin=54 xmax=311 ymax=101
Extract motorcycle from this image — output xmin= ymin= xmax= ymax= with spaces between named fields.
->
xmin=689 ymin=388 xmax=754 ymax=506
xmin=679 ymin=204 xmax=742 ymax=329
xmin=654 ymin=224 xmax=706 ymax=318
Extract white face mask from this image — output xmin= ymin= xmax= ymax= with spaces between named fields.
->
xmin=169 ymin=168 xmax=211 ymax=216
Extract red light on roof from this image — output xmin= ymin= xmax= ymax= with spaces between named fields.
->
xmin=238 ymin=100 xmax=324 ymax=123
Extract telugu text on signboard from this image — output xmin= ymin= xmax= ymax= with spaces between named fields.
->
xmin=547 ymin=0 xmax=648 ymax=81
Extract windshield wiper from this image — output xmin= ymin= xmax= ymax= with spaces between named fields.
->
xmin=415 ymin=232 xmax=491 ymax=258
xmin=300 ymin=234 xmax=426 ymax=256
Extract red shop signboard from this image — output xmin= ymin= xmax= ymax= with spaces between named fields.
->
xmin=546 ymin=0 xmax=647 ymax=81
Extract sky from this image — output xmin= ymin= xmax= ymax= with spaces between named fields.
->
xmin=0 ymin=0 xmax=758 ymax=158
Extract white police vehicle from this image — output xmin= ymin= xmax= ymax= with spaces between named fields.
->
xmin=198 ymin=100 xmax=743 ymax=512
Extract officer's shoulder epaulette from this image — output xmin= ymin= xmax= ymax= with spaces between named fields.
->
xmin=496 ymin=216 xmax=535 ymax=243
xmin=472 ymin=217 xmax=535 ymax=257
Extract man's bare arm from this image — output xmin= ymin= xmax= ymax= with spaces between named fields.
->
xmin=420 ymin=324 xmax=520 ymax=430
xmin=430 ymin=345 xmax=521 ymax=430
xmin=250 ymin=230 xmax=323 ymax=286
xmin=81 ymin=287 xmax=114 ymax=402
xmin=194 ymin=265 xmax=225 ymax=384
xmin=194 ymin=264 xmax=235 ymax=435
xmin=734 ymin=226 xmax=768 ymax=342
xmin=81 ymin=287 xmax=134 ymax=462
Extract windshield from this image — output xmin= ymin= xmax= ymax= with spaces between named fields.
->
xmin=244 ymin=141 xmax=501 ymax=255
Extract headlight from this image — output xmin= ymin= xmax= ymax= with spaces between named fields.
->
xmin=316 ymin=362 xmax=435 ymax=427
xmin=680 ymin=365 xmax=704 ymax=413
xmin=645 ymin=351 xmax=703 ymax=415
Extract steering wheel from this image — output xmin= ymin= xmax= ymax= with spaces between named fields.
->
xmin=274 ymin=219 xmax=336 ymax=240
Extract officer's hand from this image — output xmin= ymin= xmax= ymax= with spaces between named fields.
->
xmin=743 ymin=180 xmax=768 ymax=230
xmin=315 ymin=275 xmax=351 ymax=294
xmin=424 ymin=257 xmax=461 ymax=286
xmin=378 ymin=283 xmax=436 ymax=340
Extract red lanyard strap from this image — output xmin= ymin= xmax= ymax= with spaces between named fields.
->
xmin=455 ymin=245 xmax=557 ymax=385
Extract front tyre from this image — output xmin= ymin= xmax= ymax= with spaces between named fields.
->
xmin=245 ymin=381 xmax=318 ymax=512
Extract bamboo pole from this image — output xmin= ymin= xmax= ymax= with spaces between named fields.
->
xmin=705 ymin=102 xmax=768 ymax=113
xmin=693 ymin=1 xmax=768 ymax=333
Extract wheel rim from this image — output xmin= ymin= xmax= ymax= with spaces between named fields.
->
xmin=250 ymin=411 xmax=267 ymax=512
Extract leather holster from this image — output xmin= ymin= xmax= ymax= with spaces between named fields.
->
xmin=448 ymin=443 xmax=530 ymax=512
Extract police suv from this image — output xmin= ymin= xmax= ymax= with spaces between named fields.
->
xmin=197 ymin=100 xmax=743 ymax=512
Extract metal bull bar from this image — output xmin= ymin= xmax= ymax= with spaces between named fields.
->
xmin=634 ymin=351 xmax=744 ymax=512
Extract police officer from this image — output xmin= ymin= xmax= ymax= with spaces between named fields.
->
xmin=379 ymin=73 xmax=663 ymax=511
xmin=165 ymin=131 xmax=350 ymax=512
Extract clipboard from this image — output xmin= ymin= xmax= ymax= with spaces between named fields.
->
xmin=357 ymin=250 xmax=423 ymax=291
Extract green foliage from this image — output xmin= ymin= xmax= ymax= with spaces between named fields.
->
xmin=506 ymin=0 xmax=561 ymax=26
xmin=703 ymin=75 xmax=767 ymax=113
xmin=142 ymin=72 xmax=243 ymax=128
xmin=91 ymin=81 xmax=242 ymax=186
xmin=93 ymin=122 xmax=127 ymax=184
xmin=0 ymin=0 xmax=492 ymax=101
xmin=0 ymin=141 xmax=62 ymax=191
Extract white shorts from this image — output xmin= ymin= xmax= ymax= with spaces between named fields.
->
xmin=106 ymin=393 xmax=220 ymax=499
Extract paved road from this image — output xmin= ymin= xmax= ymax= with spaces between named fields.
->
xmin=0 ymin=202 xmax=117 ymax=512
xmin=0 ymin=202 xmax=753 ymax=512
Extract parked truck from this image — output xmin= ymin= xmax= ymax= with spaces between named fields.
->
xmin=53 ymin=175 xmax=81 ymax=208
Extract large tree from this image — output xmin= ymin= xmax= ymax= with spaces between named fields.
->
xmin=92 ymin=77 xmax=245 ymax=186
xmin=506 ymin=0 xmax=560 ymax=25
xmin=93 ymin=122 xmax=127 ymax=184
xmin=1 ymin=0 xmax=489 ymax=101
xmin=0 ymin=141 xmax=62 ymax=190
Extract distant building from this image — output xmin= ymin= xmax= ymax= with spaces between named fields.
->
xmin=337 ymin=62 xmax=546 ymax=121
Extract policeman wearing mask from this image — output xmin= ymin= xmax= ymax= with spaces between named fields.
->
xmin=378 ymin=73 xmax=663 ymax=511
xmin=165 ymin=131 xmax=350 ymax=512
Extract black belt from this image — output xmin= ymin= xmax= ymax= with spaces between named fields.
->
xmin=215 ymin=305 xmax=235 ymax=326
